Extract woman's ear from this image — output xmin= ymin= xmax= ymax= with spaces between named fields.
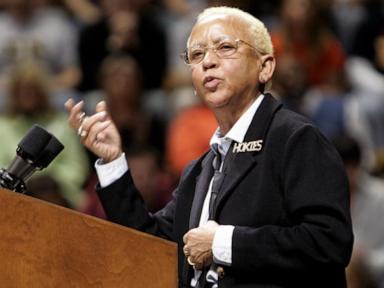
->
xmin=258 ymin=55 xmax=276 ymax=84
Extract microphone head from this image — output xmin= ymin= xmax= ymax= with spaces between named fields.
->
xmin=34 ymin=136 xmax=64 ymax=168
xmin=1 ymin=124 xmax=64 ymax=193
xmin=17 ymin=124 xmax=64 ymax=169
xmin=17 ymin=124 xmax=52 ymax=162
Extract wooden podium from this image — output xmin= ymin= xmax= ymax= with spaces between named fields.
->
xmin=0 ymin=188 xmax=177 ymax=287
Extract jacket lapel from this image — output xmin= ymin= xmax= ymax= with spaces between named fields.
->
xmin=212 ymin=94 xmax=283 ymax=219
xmin=188 ymin=151 xmax=215 ymax=228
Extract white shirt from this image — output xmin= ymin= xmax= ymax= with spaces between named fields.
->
xmin=95 ymin=94 xmax=265 ymax=287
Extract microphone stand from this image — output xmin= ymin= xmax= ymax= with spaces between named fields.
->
xmin=0 ymin=168 xmax=27 ymax=193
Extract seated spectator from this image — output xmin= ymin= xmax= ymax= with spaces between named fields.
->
xmin=351 ymin=0 xmax=384 ymax=75
xmin=271 ymin=54 xmax=308 ymax=113
xmin=78 ymin=0 xmax=167 ymax=92
xmin=0 ymin=0 xmax=80 ymax=94
xmin=334 ymin=135 xmax=384 ymax=287
xmin=86 ymin=55 xmax=166 ymax=155
xmin=0 ymin=61 xmax=89 ymax=209
xmin=344 ymin=0 xmax=384 ymax=168
xmin=271 ymin=0 xmax=346 ymax=88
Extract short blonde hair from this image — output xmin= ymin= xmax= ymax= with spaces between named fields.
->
xmin=194 ymin=6 xmax=274 ymax=55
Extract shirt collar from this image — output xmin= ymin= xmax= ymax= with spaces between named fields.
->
xmin=210 ymin=94 xmax=264 ymax=155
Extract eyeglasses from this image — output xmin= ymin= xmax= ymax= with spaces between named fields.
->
xmin=182 ymin=38 xmax=259 ymax=65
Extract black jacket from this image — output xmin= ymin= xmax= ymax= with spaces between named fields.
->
xmin=97 ymin=94 xmax=353 ymax=287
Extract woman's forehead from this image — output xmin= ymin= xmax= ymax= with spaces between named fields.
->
xmin=189 ymin=16 xmax=249 ymax=46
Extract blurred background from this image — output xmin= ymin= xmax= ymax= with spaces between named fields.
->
xmin=0 ymin=0 xmax=382 ymax=286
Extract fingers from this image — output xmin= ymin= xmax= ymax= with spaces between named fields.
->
xmin=183 ymin=245 xmax=190 ymax=256
xmin=183 ymin=230 xmax=203 ymax=270
xmin=183 ymin=231 xmax=189 ymax=244
xmin=183 ymin=226 xmax=216 ymax=269
xmin=66 ymin=99 xmax=85 ymax=129
xmin=96 ymin=100 xmax=107 ymax=113
xmin=184 ymin=253 xmax=206 ymax=270
xmin=65 ymin=98 xmax=108 ymax=135
xmin=79 ymin=111 xmax=107 ymax=141
xmin=83 ymin=120 xmax=112 ymax=145
xmin=183 ymin=245 xmax=196 ymax=268
xmin=183 ymin=232 xmax=194 ymax=266
xmin=64 ymin=98 xmax=74 ymax=111
xmin=183 ymin=245 xmax=203 ymax=269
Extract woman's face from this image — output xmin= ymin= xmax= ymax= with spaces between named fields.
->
xmin=12 ymin=81 xmax=47 ymax=114
xmin=189 ymin=15 xmax=262 ymax=111
xmin=281 ymin=0 xmax=314 ymax=27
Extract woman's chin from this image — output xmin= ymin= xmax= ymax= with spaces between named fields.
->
xmin=205 ymin=95 xmax=229 ymax=109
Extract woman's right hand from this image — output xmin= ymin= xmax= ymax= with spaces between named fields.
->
xmin=65 ymin=99 xmax=123 ymax=163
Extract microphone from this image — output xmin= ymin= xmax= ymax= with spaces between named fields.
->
xmin=0 ymin=124 xmax=64 ymax=193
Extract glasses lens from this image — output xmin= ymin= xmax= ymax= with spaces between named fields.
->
xmin=188 ymin=47 xmax=205 ymax=64
xmin=215 ymin=40 xmax=238 ymax=58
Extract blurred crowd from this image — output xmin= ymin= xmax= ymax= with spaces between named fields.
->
xmin=0 ymin=0 xmax=382 ymax=287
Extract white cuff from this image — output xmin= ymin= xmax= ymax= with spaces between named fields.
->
xmin=212 ymin=225 xmax=234 ymax=265
xmin=95 ymin=153 xmax=128 ymax=187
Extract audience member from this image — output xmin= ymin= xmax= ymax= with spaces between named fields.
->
xmin=344 ymin=0 xmax=384 ymax=168
xmin=331 ymin=0 xmax=366 ymax=54
xmin=351 ymin=0 xmax=384 ymax=73
xmin=271 ymin=54 xmax=307 ymax=113
xmin=0 ymin=61 xmax=89 ymax=209
xmin=0 ymin=0 xmax=80 ymax=96
xmin=86 ymin=55 xmax=166 ymax=155
xmin=271 ymin=0 xmax=345 ymax=88
xmin=334 ymin=135 xmax=384 ymax=287
xmin=78 ymin=0 xmax=167 ymax=92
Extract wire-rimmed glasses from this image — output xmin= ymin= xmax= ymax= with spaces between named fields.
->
xmin=182 ymin=38 xmax=259 ymax=65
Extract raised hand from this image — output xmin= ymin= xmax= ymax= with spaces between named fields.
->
xmin=65 ymin=99 xmax=123 ymax=163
